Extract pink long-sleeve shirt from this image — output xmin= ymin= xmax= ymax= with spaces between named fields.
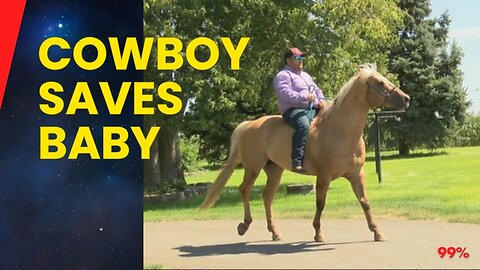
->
xmin=273 ymin=66 xmax=325 ymax=114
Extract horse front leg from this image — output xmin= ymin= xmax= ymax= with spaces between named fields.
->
xmin=312 ymin=177 xmax=330 ymax=242
xmin=347 ymin=168 xmax=386 ymax=241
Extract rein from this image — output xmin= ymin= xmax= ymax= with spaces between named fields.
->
xmin=366 ymin=82 xmax=398 ymax=107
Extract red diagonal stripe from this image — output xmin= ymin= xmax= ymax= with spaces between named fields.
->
xmin=0 ymin=1 xmax=26 ymax=109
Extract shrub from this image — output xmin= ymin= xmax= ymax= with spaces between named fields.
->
xmin=179 ymin=133 xmax=202 ymax=172
xmin=446 ymin=113 xmax=480 ymax=147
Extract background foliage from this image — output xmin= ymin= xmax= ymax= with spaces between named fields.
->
xmin=386 ymin=0 xmax=470 ymax=155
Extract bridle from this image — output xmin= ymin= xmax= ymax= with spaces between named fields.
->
xmin=366 ymin=81 xmax=399 ymax=107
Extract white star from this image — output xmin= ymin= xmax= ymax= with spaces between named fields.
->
xmin=58 ymin=23 xmax=63 ymax=28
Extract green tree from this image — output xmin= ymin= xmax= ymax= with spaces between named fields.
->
xmin=310 ymin=0 xmax=404 ymax=93
xmin=144 ymin=0 xmax=189 ymax=193
xmin=387 ymin=0 xmax=470 ymax=155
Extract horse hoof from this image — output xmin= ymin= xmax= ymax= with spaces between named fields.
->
xmin=374 ymin=232 xmax=387 ymax=241
xmin=272 ymin=233 xmax=284 ymax=241
xmin=314 ymin=234 xmax=326 ymax=242
xmin=237 ymin=223 xmax=249 ymax=236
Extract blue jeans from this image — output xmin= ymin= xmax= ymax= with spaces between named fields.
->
xmin=282 ymin=108 xmax=318 ymax=167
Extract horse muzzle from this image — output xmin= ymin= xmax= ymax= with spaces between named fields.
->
xmin=386 ymin=89 xmax=410 ymax=110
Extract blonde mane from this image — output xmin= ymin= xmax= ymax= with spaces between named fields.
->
xmin=320 ymin=64 xmax=376 ymax=117
xmin=331 ymin=75 xmax=359 ymax=109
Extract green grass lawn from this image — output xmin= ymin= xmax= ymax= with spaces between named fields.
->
xmin=144 ymin=146 xmax=480 ymax=224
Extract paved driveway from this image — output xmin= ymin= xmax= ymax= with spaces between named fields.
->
xmin=144 ymin=219 xmax=480 ymax=269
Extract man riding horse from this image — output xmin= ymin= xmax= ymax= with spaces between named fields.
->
xmin=273 ymin=47 xmax=328 ymax=174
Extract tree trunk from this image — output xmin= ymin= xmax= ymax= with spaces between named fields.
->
xmin=398 ymin=136 xmax=410 ymax=156
xmin=144 ymin=115 xmax=186 ymax=193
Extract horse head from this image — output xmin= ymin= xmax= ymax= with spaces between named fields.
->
xmin=358 ymin=64 xmax=410 ymax=110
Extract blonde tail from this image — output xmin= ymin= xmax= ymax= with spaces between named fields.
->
xmin=199 ymin=121 xmax=251 ymax=209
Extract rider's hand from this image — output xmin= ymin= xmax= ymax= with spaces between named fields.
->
xmin=306 ymin=94 xmax=315 ymax=102
xmin=319 ymin=100 xmax=328 ymax=110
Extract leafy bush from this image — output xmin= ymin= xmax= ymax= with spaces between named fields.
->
xmin=446 ymin=114 xmax=480 ymax=147
xmin=179 ymin=134 xmax=202 ymax=172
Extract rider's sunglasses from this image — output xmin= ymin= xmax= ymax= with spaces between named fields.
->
xmin=294 ymin=56 xmax=305 ymax=61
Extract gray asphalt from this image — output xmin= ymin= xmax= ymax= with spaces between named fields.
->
xmin=144 ymin=219 xmax=480 ymax=269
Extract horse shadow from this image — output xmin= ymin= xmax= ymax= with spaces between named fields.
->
xmin=174 ymin=240 xmax=372 ymax=257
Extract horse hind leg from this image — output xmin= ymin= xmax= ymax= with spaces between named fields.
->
xmin=263 ymin=162 xmax=284 ymax=241
xmin=347 ymin=169 xmax=387 ymax=241
xmin=237 ymin=168 xmax=261 ymax=236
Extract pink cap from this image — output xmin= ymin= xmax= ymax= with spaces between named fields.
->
xmin=284 ymin=47 xmax=306 ymax=59
xmin=289 ymin=47 xmax=306 ymax=56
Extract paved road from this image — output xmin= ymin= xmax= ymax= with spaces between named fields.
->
xmin=144 ymin=219 xmax=480 ymax=269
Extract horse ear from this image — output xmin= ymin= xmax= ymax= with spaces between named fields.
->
xmin=357 ymin=63 xmax=378 ymax=72
xmin=357 ymin=64 xmax=367 ymax=71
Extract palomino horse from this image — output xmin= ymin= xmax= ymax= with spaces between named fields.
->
xmin=200 ymin=64 xmax=410 ymax=242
